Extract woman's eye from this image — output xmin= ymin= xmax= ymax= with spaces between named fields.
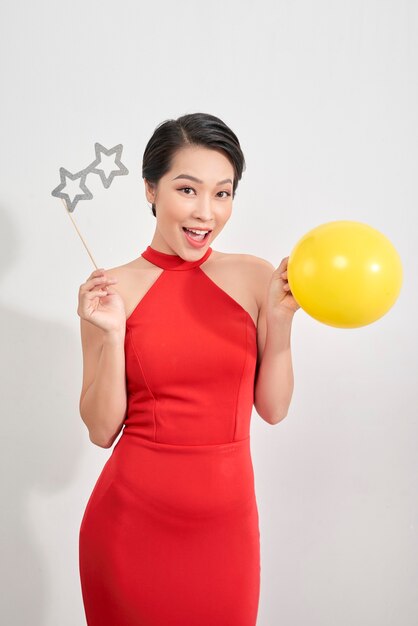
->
xmin=178 ymin=187 xmax=231 ymax=198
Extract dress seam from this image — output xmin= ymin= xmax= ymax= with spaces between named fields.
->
xmin=233 ymin=315 xmax=249 ymax=441
xmin=128 ymin=328 xmax=158 ymax=440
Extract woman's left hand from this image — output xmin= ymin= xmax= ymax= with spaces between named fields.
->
xmin=267 ymin=256 xmax=301 ymax=316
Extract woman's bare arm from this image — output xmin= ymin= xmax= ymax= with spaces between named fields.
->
xmin=79 ymin=319 xmax=127 ymax=449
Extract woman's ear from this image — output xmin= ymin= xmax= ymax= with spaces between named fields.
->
xmin=144 ymin=179 xmax=156 ymax=204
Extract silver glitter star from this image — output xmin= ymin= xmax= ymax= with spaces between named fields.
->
xmin=86 ymin=142 xmax=129 ymax=189
xmin=51 ymin=167 xmax=93 ymax=213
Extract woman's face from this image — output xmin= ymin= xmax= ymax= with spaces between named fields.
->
xmin=144 ymin=146 xmax=234 ymax=257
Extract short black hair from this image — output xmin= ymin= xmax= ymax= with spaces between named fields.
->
xmin=142 ymin=112 xmax=246 ymax=217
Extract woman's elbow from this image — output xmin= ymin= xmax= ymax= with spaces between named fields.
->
xmin=263 ymin=412 xmax=288 ymax=425
xmin=89 ymin=432 xmax=113 ymax=448
xmin=88 ymin=425 xmax=123 ymax=448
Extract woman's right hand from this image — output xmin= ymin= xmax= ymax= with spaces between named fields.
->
xmin=78 ymin=268 xmax=126 ymax=334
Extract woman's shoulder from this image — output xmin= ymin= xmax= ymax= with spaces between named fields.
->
xmin=208 ymin=250 xmax=276 ymax=313
xmin=213 ymin=249 xmax=275 ymax=276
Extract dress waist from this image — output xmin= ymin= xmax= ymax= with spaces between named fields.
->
xmin=119 ymin=430 xmax=251 ymax=453
xmin=103 ymin=433 xmax=256 ymax=519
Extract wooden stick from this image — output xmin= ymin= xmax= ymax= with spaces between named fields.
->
xmin=61 ymin=198 xmax=99 ymax=269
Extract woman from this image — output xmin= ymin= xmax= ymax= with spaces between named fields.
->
xmin=78 ymin=112 xmax=300 ymax=625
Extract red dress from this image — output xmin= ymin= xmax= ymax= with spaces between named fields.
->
xmin=79 ymin=245 xmax=260 ymax=626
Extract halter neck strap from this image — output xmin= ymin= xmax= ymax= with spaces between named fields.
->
xmin=141 ymin=245 xmax=213 ymax=271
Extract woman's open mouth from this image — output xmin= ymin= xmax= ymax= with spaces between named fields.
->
xmin=182 ymin=227 xmax=212 ymax=247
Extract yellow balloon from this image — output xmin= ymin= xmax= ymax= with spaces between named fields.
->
xmin=287 ymin=221 xmax=403 ymax=328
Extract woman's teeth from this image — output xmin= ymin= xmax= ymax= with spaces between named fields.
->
xmin=183 ymin=228 xmax=209 ymax=241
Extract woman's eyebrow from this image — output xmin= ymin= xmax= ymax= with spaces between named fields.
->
xmin=172 ymin=174 xmax=233 ymax=186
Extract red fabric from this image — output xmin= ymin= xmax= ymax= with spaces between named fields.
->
xmin=79 ymin=245 xmax=260 ymax=625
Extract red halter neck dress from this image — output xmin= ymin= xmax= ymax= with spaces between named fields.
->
xmin=79 ymin=245 xmax=261 ymax=626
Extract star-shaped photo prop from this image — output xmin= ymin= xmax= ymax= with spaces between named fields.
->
xmin=51 ymin=167 xmax=93 ymax=212
xmin=51 ymin=142 xmax=129 ymax=267
xmin=51 ymin=142 xmax=129 ymax=212
xmin=86 ymin=143 xmax=129 ymax=189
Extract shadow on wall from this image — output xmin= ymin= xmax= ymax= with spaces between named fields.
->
xmin=0 ymin=206 xmax=85 ymax=624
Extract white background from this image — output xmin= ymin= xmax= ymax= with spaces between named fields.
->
xmin=1 ymin=1 xmax=417 ymax=624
